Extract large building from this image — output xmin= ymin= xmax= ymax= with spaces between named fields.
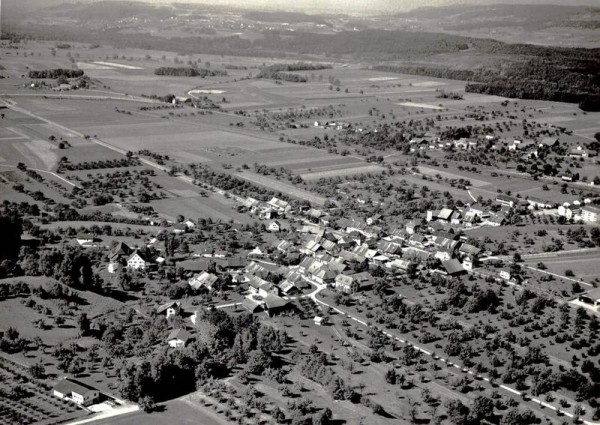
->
xmin=53 ymin=379 xmax=100 ymax=406
xmin=581 ymin=206 xmax=600 ymax=224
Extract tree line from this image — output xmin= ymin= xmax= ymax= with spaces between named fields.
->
xmin=28 ymin=69 xmax=84 ymax=79
xmin=154 ymin=67 xmax=227 ymax=78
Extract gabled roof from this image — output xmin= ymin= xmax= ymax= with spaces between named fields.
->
xmin=442 ymin=259 xmax=465 ymax=275
xmin=458 ymin=244 xmax=482 ymax=256
xmin=54 ymin=379 xmax=97 ymax=396
xmin=242 ymin=297 xmax=263 ymax=313
xmin=110 ymin=242 xmax=132 ymax=258
xmin=167 ymin=328 xmax=193 ymax=343
xmin=189 ymin=272 xmax=218 ymax=290
xmin=157 ymin=301 xmax=181 ymax=314
xmin=388 ymin=258 xmax=412 ymax=270
xmin=264 ymin=294 xmax=290 ymax=310
xmin=335 ymin=274 xmax=354 ymax=285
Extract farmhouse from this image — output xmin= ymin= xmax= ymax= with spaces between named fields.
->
xmin=569 ymin=146 xmax=596 ymax=158
xmin=578 ymin=289 xmax=600 ymax=307
xmin=499 ymin=269 xmax=511 ymax=281
xmin=167 ymin=329 xmax=194 ymax=348
xmin=441 ymin=259 xmax=466 ymax=276
xmin=172 ymin=223 xmax=187 ymax=234
xmin=267 ymin=197 xmax=291 ymax=214
xmin=527 ymin=197 xmax=557 ymax=210
xmin=157 ymin=301 xmax=181 ymax=319
xmin=334 ymin=272 xmax=374 ymax=294
xmin=387 ymin=258 xmax=413 ymax=273
xmin=495 ymin=194 xmax=518 ymax=209
xmin=127 ymin=250 xmax=156 ymax=270
xmin=76 ymin=233 xmax=96 ymax=246
xmin=267 ymin=220 xmax=281 ymax=232
xmin=189 ymin=272 xmax=219 ymax=291
xmin=427 ymin=208 xmax=454 ymax=222
xmin=53 ymin=379 xmax=100 ymax=406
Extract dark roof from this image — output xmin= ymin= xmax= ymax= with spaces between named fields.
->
xmin=442 ymin=259 xmax=465 ymax=275
xmin=167 ymin=328 xmax=193 ymax=342
xmin=156 ymin=301 xmax=180 ymax=314
xmin=54 ymin=379 xmax=97 ymax=396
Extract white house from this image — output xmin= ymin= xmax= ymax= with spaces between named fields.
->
xmin=76 ymin=234 xmax=95 ymax=246
xmin=189 ymin=272 xmax=219 ymax=291
xmin=53 ymin=379 xmax=99 ymax=406
xmin=267 ymin=221 xmax=281 ymax=232
xmin=156 ymin=301 xmax=181 ymax=319
xmin=127 ymin=250 xmax=153 ymax=270
xmin=581 ymin=206 xmax=600 ymax=224
xmin=167 ymin=329 xmax=194 ymax=348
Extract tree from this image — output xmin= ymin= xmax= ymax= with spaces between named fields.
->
xmin=139 ymin=395 xmax=156 ymax=413
xmin=0 ymin=209 xmax=22 ymax=261
xmin=77 ymin=313 xmax=91 ymax=335
xmin=28 ymin=361 xmax=45 ymax=379
xmin=468 ymin=396 xmax=494 ymax=423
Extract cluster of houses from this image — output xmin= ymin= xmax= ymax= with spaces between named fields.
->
xmin=408 ymin=134 xmax=597 ymax=161
xmin=558 ymin=199 xmax=600 ymax=223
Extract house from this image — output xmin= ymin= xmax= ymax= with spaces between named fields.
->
xmin=167 ymin=329 xmax=194 ymax=348
xmin=263 ymin=294 xmax=292 ymax=316
xmin=189 ymin=272 xmax=219 ymax=291
xmin=127 ymin=250 xmax=155 ymax=270
xmin=539 ymin=137 xmax=559 ymax=148
xmin=248 ymin=275 xmax=278 ymax=298
xmin=184 ymin=219 xmax=196 ymax=229
xmin=495 ymin=194 xmax=518 ymax=209
xmin=458 ymin=244 xmax=482 ymax=259
xmin=377 ymin=241 xmax=402 ymax=256
xmin=172 ymin=223 xmax=187 ymax=234
xmin=267 ymin=221 xmax=281 ymax=233
xmin=462 ymin=256 xmax=474 ymax=271
xmin=156 ymin=301 xmax=181 ymax=319
xmin=76 ymin=234 xmax=95 ymax=246
xmin=267 ymin=197 xmax=291 ymax=214
xmin=312 ymin=267 xmax=337 ymax=284
xmin=108 ymin=241 xmax=133 ymax=273
xmin=441 ymin=259 xmax=466 ymax=276
xmin=581 ymin=206 xmax=600 ymax=224
xmin=527 ymin=197 xmax=557 ymax=210
xmin=484 ymin=213 xmax=506 ymax=227
xmin=53 ymin=379 xmax=100 ymax=406
xmin=499 ymin=269 xmax=511 ymax=280
xmin=426 ymin=208 xmax=454 ymax=222
xmin=408 ymin=234 xmax=427 ymax=249
xmin=334 ymin=272 xmax=373 ymax=294
xmin=314 ymin=316 xmax=329 ymax=326
xmin=386 ymin=258 xmax=413 ymax=273
xmin=578 ymin=289 xmax=600 ymax=307
xmin=279 ymin=280 xmax=300 ymax=295
xmin=276 ymin=240 xmax=294 ymax=253
xmin=569 ymin=146 xmax=597 ymax=159
xmin=241 ymin=297 xmax=264 ymax=314
xmin=435 ymin=250 xmax=452 ymax=262
xmin=405 ymin=221 xmax=421 ymax=235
